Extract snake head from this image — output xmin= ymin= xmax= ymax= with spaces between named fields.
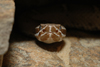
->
xmin=35 ymin=24 xmax=66 ymax=44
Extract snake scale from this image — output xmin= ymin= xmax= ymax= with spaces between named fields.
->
xmin=15 ymin=3 xmax=100 ymax=43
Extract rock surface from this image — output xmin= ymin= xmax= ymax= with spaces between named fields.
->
xmin=69 ymin=37 xmax=100 ymax=67
xmin=0 ymin=0 xmax=15 ymax=55
xmin=3 ymin=30 xmax=70 ymax=67
xmin=3 ymin=30 xmax=100 ymax=67
xmin=0 ymin=0 xmax=14 ymax=66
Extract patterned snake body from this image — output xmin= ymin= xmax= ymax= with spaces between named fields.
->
xmin=35 ymin=24 xmax=66 ymax=44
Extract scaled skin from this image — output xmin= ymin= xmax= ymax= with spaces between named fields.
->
xmin=35 ymin=24 xmax=66 ymax=44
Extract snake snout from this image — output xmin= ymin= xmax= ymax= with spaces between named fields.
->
xmin=35 ymin=24 xmax=66 ymax=44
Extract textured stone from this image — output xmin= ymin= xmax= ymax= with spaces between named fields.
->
xmin=3 ymin=30 xmax=72 ymax=67
xmin=3 ymin=41 xmax=64 ymax=67
xmin=69 ymin=37 xmax=100 ymax=67
xmin=3 ymin=28 xmax=100 ymax=67
xmin=0 ymin=0 xmax=15 ymax=55
xmin=79 ymin=38 xmax=100 ymax=47
xmin=57 ymin=38 xmax=71 ymax=67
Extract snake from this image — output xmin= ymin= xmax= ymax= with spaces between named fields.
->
xmin=34 ymin=24 xmax=66 ymax=44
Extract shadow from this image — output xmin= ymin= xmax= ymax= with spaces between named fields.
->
xmin=9 ymin=23 xmax=66 ymax=52
xmin=66 ymin=28 xmax=100 ymax=38
xmin=9 ymin=25 xmax=100 ymax=52
xmin=9 ymin=0 xmax=100 ymax=52
xmin=9 ymin=28 xmax=35 ymax=43
xmin=35 ymin=40 xmax=65 ymax=52
xmin=9 ymin=27 xmax=65 ymax=52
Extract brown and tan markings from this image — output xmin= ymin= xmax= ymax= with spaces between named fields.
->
xmin=35 ymin=24 xmax=66 ymax=44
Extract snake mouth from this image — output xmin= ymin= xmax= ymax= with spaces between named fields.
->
xmin=48 ymin=32 xmax=53 ymax=33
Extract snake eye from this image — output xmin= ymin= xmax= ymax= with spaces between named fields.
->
xmin=59 ymin=26 xmax=62 ymax=30
xmin=39 ymin=25 xmax=42 ymax=30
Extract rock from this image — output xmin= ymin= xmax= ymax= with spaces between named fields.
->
xmin=3 ymin=30 xmax=100 ymax=67
xmin=0 ymin=0 xmax=15 ymax=55
xmin=3 ymin=41 xmax=64 ymax=67
xmin=3 ymin=29 xmax=72 ymax=67
xmin=0 ymin=0 xmax=14 ymax=66
xmin=69 ymin=37 xmax=100 ymax=67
